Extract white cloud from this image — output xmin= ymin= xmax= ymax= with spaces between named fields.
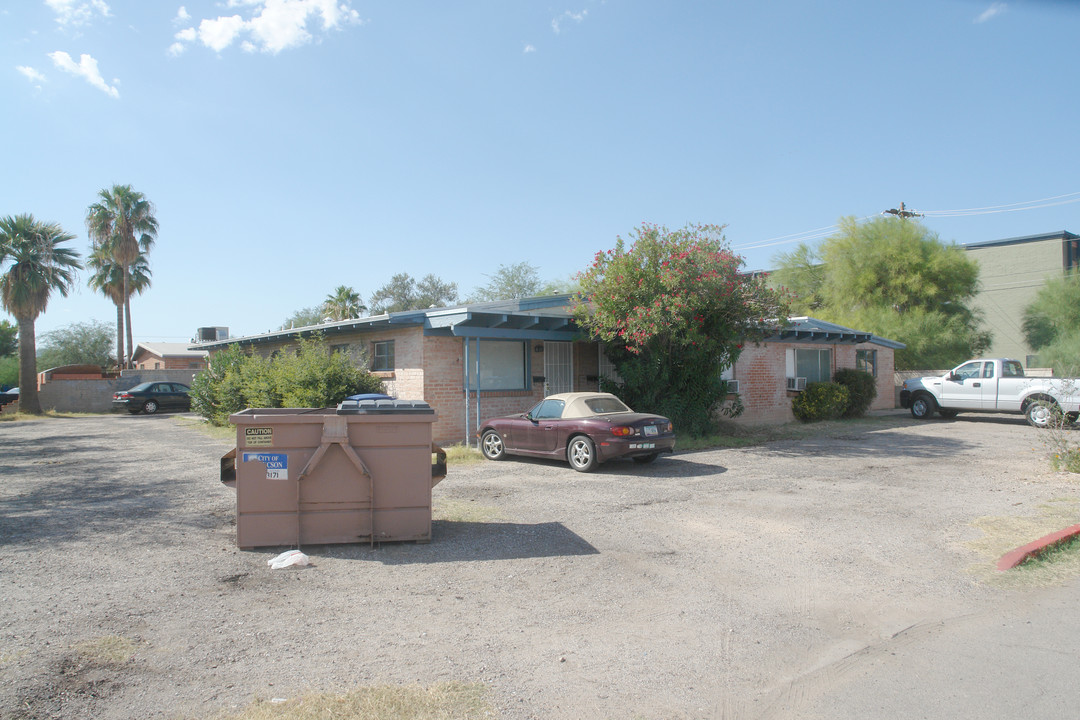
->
xmin=47 ymin=50 xmax=119 ymax=98
xmin=174 ymin=6 xmax=191 ymax=22
xmin=168 ymin=27 xmax=196 ymax=57
xmin=975 ymin=2 xmax=1006 ymax=23
xmin=198 ymin=15 xmax=246 ymax=52
xmin=17 ymin=65 xmax=48 ymax=84
xmin=173 ymin=0 xmax=363 ymax=55
xmin=523 ymin=44 xmax=536 ymax=54
xmin=45 ymin=0 xmax=110 ymax=27
xmin=552 ymin=9 xmax=587 ymax=34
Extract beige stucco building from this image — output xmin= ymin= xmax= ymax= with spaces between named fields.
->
xmin=963 ymin=231 xmax=1079 ymax=366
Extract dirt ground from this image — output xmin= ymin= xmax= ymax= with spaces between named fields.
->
xmin=1 ymin=411 xmax=1078 ymax=720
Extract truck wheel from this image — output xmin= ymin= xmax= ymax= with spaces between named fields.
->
xmin=1026 ymin=401 xmax=1061 ymax=429
xmin=910 ymin=394 xmax=936 ymax=420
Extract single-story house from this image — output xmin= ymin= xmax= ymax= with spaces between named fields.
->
xmin=192 ymin=296 xmax=902 ymax=445
xmin=132 ymin=342 xmax=209 ymax=371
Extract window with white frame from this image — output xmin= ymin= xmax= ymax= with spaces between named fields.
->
xmin=372 ymin=340 xmax=395 ymax=371
xmin=787 ymin=347 xmax=832 ymax=385
xmin=468 ymin=340 xmax=528 ymax=391
xmin=855 ymin=349 xmax=877 ymax=377
xmin=720 ymin=363 xmax=738 ymax=393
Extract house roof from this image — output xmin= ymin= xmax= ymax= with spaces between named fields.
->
xmin=191 ymin=300 xmax=904 ymax=352
xmin=190 ymin=294 xmax=580 ymax=351
xmin=766 ymin=317 xmax=906 ymax=350
xmin=134 ymin=342 xmax=209 ymax=359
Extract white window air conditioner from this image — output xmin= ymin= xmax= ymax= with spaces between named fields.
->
xmin=786 ymin=377 xmax=807 ymax=391
xmin=725 ymin=379 xmax=740 ymax=393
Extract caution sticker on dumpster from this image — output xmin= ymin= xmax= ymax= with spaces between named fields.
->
xmin=243 ymin=452 xmax=288 ymax=480
xmin=244 ymin=427 xmax=273 ymax=447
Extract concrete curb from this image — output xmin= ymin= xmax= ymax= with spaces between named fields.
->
xmin=996 ymin=524 xmax=1080 ymax=571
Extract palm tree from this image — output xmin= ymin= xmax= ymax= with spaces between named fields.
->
xmin=323 ymin=285 xmax=365 ymax=321
xmin=86 ymin=184 xmax=158 ymax=368
xmin=0 ymin=214 xmax=81 ymax=414
xmin=87 ymin=245 xmax=151 ymax=370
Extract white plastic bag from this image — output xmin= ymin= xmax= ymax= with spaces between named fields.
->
xmin=268 ymin=549 xmax=310 ymax=569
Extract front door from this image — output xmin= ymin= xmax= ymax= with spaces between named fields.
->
xmin=544 ymin=341 xmax=573 ymax=396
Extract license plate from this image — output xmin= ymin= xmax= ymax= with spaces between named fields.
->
xmin=631 ymin=443 xmax=655 ymax=450
xmin=643 ymin=425 xmax=658 ymax=436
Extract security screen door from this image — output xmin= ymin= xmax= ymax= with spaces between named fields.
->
xmin=544 ymin=341 xmax=573 ymax=395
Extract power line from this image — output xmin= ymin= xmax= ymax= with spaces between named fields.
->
xmin=735 ymin=190 xmax=1080 ymax=255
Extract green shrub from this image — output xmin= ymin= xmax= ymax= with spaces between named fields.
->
xmin=190 ymin=344 xmax=249 ymax=426
xmin=833 ymin=368 xmax=877 ymax=418
xmin=190 ymin=336 xmax=385 ymax=426
xmin=791 ymin=381 xmax=849 ymax=423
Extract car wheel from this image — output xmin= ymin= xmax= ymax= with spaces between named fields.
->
xmin=938 ymin=409 xmax=959 ymax=419
xmin=632 ymin=453 xmax=659 ymax=464
xmin=480 ymin=430 xmax=506 ymax=460
xmin=567 ymin=436 xmax=598 ymax=473
xmin=142 ymin=399 xmax=159 ymax=415
xmin=910 ymin=394 xmax=936 ymax=420
xmin=1026 ymin=400 xmax=1061 ymax=429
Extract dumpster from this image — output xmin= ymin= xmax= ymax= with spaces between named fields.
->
xmin=225 ymin=398 xmax=443 ymax=549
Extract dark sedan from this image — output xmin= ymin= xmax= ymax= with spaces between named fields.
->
xmin=477 ymin=392 xmax=675 ymax=472
xmin=112 ymin=381 xmax=191 ymax=415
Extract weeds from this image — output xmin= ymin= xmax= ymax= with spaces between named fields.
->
xmin=206 ymin=682 xmax=493 ymax=720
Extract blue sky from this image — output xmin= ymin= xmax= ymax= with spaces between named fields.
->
xmin=3 ymin=0 xmax=1079 ymax=343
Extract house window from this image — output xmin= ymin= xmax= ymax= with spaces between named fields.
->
xmin=793 ymin=348 xmax=831 ymax=384
xmin=855 ymin=349 xmax=877 ymax=377
xmin=372 ymin=340 xmax=395 ymax=371
xmin=469 ymin=340 xmax=528 ymax=391
xmin=720 ymin=363 xmax=738 ymax=392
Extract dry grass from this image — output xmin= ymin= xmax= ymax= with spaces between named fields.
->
xmin=441 ymin=444 xmax=484 ymax=465
xmin=965 ymin=497 xmax=1080 ymax=588
xmin=73 ymin=635 xmax=137 ymax=666
xmin=433 ymin=498 xmax=503 ymax=523
xmin=174 ymin=414 xmax=237 ymax=441
xmin=206 ymin=682 xmax=493 ymax=720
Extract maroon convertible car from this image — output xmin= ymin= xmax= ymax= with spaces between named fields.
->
xmin=477 ymin=392 xmax=676 ymax=472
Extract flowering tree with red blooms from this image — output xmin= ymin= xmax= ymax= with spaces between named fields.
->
xmin=573 ymin=223 xmax=789 ymax=436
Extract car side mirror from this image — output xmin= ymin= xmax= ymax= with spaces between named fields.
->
xmin=947 ymin=372 xmax=960 ymax=382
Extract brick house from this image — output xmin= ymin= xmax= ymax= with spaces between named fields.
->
xmin=193 ymin=297 xmax=901 ymax=445
xmin=132 ymin=343 xmax=209 ymax=370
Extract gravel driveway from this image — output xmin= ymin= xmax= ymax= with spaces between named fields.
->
xmin=1 ymin=411 xmax=1077 ymax=719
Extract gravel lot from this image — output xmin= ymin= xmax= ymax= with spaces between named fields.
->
xmin=1 ymin=411 xmax=1078 ymax=719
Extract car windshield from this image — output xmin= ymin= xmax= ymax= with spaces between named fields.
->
xmin=584 ymin=396 xmax=630 ymax=414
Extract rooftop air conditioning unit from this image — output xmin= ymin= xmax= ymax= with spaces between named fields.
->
xmin=786 ymin=376 xmax=807 ymax=391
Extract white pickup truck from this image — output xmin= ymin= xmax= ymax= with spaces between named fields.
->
xmin=900 ymin=358 xmax=1080 ymax=427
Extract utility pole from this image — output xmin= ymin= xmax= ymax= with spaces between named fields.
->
xmin=883 ymin=201 xmax=922 ymax=219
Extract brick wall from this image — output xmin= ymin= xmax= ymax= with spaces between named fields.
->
xmin=727 ymin=341 xmax=898 ymax=425
xmin=425 ymin=336 xmax=546 ymax=446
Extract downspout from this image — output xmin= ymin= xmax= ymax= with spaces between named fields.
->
xmin=463 ymin=337 xmax=470 ymax=446
xmin=474 ymin=337 xmax=481 ymax=444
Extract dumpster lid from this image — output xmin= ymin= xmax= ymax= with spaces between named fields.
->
xmin=337 ymin=398 xmax=434 ymax=415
